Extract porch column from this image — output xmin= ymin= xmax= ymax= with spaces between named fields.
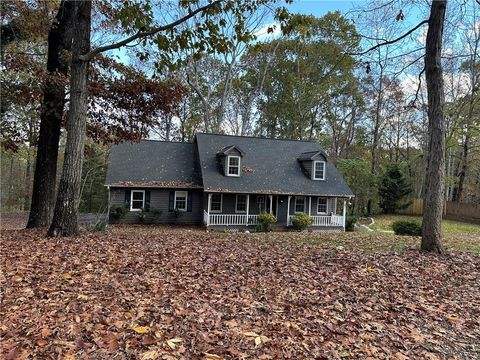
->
xmin=269 ymin=195 xmax=273 ymax=214
xmin=342 ymin=199 xmax=347 ymax=231
xmin=245 ymin=194 xmax=250 ymax=226
xmin=287 ymin=195 xmax=291 ymax=225
xmin=308 ymin=196 xmax=311 ymax=216
xmin=207 ymin=193 xmax=212 ymax=226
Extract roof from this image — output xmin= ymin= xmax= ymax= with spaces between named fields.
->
xmin=297 ymin=150 xmax=327 ymax=161
xmin=196 ymin=133 xmax=354 ymax=196
xmin=106 ymin=134 xmax=354 ymax=197
xmin=105 ymin=140 xmax=202 ymax=188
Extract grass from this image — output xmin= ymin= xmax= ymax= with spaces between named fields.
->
xmin=367 ymin=214 xmax=480 ymax=254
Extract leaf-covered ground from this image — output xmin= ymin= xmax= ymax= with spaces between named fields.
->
xmin=1 ymin=224 xmax=479 ymax=359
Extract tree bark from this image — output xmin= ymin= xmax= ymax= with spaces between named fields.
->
xmin=421 ymin=0 xmax=447 ymax=254
xmin=27 ymin=0 xmax=75 ymax=228
xmin=48 ymin=0 xmax=91 ymax=237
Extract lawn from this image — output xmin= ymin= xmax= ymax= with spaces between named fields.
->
xmin=370 ymin=214 xmax=480 ymax=235
xmin=1 ymin=224 xmax=479 ymax=359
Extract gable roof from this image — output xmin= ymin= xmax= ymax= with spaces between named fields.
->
xmin=216 ymin=144 xmax=245 ymax=157
xmin=297 ymin=150 xmax=327 ymax=161
xmin=106 ymin=134 xmax=354 ymax=197
xmin=196 ymin=133 xmax=354 ymax=197
xmin=105 ymin=140 xmax=202 ymax=188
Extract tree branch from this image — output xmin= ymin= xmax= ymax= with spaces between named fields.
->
xmin=410 ymin=67 xmax=425 ymax=108
xmin=349 ymin=20 xmax=429 ymax=56
xmin=80 ymin=0 xmax=222 ymax=61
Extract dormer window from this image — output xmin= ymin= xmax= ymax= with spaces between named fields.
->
xmin=313 ymin=161 xmax=325 ymax=180
xmin=227 ymin=156 xmax=241 ymax=176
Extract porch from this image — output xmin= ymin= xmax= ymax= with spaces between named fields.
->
xmin=203 ymin=193 xmax=347 ymax=230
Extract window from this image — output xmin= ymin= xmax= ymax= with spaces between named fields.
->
xmin=174 ymin=191 xmax=187 ymax=211
xmin=295 ymin=196 xmax=306 ymax=213
xmin=130 ymin=190 xmax=145 ymax=211
xmin=227 ymin=156 xmax=241 ymax=176
xmin=210 ymin=193 xmax=222 ymax=213
xmin=317 ymin=197 xmax=328 ymax=213
xmin=313 ymin=161 xmax=326 ymax=180
xmin=236 ymin=194 xmax=247 ymax=213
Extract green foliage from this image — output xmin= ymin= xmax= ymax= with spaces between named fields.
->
xmin=379 ymin=163 xmax=412 ymax=214
xmin=337 ymin=159 xmax=377 ymax=216
xmin=87 ymin=221 xmax=108 ymax=232
xmin=291 ymin=213 xmax=313 ymax=231
xmin=137 ymin=209 xmax=147 ymax=223
xmin=173 ymin=208 xmax=185 ymax=218
xmin=110 ymin=205 xmax=127 ymax=221
xmin=392 ymin=220 xmax=422 ymax=236
xmin=79 ymin=141 xmax=108 ymax=213
xmin=245 ymin=12 xmax=362 ymax=140
xmin=345 ymin=210 xmax=357 ymax=232
xmin=256 ymin=212 xmax=276 ymax=232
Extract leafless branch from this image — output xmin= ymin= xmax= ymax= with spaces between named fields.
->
xmin=349 ymin=20 xmax=429 ymax=56
xmin=410 ymin=67 xmax=425 ymax=108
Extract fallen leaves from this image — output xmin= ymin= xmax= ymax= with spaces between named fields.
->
xmin=1 ymin=225 xmax=479 ymax=359
xmin=132 ymin=325 xmax=151 ymax=334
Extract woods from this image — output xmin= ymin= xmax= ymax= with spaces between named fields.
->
xmin=1 ymin=1 xmax=479 ymax=244
xmin=1 ymin=1 xmax=480 ymax=358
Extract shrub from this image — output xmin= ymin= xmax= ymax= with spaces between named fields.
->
xmin=256 ymin=212 xmax=276 ymax=232
xmin=137 ymin=210 xmax=147 ymax=223
xmin=173 ymin=209 xmax=185 ymax=218
xmin=87 ymin=221 xmax=108 ymax=232
xmin=345 ymin=211 xmax=357 ymax=232
xmin=392 ymin=220 xmax=422 ymax=236
xmin=291 ymin=213 xmax=313 ymax=231
xmin=110 ymin=205 xmax=127 ymax=221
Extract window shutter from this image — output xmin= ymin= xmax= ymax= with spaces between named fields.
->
xmin=145 ymin=190 xmax=151 ymax=211
xmin=187 ymin=192 xmax=193 ymax=212
xmin=168 ymin=191 xmax=174 ymax=211
xmin=125 ymin=189 xmax=131 ymax=209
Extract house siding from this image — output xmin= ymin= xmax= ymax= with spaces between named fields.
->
xmin=110 ymin=188 xmax=203 ymax=224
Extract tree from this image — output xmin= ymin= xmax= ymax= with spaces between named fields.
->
xmin=378 ymin=163 xmax=412 ymax=213
xmin=421 ymin=0 xmax=447 ymax=254
xmin=48 ymin=0 xmax=286 ymax=236
xmin=336 ymin=158 xmax=377 ymax=216
xmin=27 ymin=1 xmax=75 ymax=228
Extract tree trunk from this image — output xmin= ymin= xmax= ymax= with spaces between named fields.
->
xmin=48 ymin=0 xmax=91 ymax=237
xmin=421 ymin=0 xmax=447 ymax=254
xmin=27 ymin=0 xmax=75 ymax=228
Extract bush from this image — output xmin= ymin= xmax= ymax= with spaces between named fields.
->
xmin=291 ymin=213 xmax=313 ymax=231
xmin=345 ymin=211 xmax=357 ymax=232
xmin=256 ymin=212 xmax=276 ymax=232
xmin=392 ymin=220 xmax=422 ymax=236
xmin=87 ymin=221 xmax=108 ymax=232
xmin=110 ymin=205 xmax=127 ymax=221
xmin=137 ymin=210 xmax=147 ymax=223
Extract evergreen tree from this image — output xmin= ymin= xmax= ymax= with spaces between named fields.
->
xmin=378 ymin=163 xmax=412 ymax=213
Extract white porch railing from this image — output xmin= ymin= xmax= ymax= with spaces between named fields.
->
xmin=287 ymin=214 xmax=344 ymax=227
xmin=205 ymin=212 xmax=259 ymax=226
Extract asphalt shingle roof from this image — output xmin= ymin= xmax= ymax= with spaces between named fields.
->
xmin=106 ymin=134 xmax=354 ymax=197
xmin=196 ymin=133 xmax=354 ymax=197
xmin=105 ymin=140 xmax=202 ymax=188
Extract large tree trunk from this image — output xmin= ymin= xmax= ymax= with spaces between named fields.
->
xmin=48 ymin=0 xmax=91 ymax=237
xmin=27 ymin=0 xmax=75 ymax=228
xmin=421 ymin=0 xmax=447 ymax=254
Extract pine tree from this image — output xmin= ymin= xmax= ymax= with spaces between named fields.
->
xmin=378 ymin=163 xmax=412 ymax=213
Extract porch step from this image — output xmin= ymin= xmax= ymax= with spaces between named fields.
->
xmin=271 ymin=225 xmax=288 ymax=231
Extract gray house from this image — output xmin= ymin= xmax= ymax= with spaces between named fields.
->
xmin=105 ymin=133 xmax=354 ymax=231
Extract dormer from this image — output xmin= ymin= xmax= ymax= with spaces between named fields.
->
xmin=216 ymin=145 xmax=245 ymax=177
xmin=297 ymin=151 xmax=327 ymax=180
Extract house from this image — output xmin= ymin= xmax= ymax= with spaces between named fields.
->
xmin=105 ymin=133 xmax=354 ymax=231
